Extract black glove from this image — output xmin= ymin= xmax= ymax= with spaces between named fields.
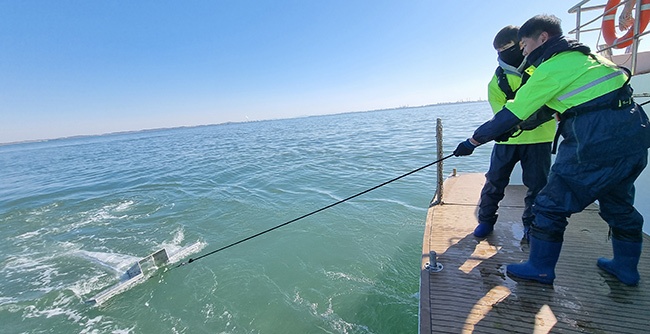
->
xmin=453 ymin=139 xmax=478 ymax=156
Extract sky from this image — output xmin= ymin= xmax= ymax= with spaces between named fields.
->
xmin=0 ymin=1 xmax=611 ymax=143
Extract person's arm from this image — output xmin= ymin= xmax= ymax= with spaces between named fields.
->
xmin=454 ymin=59 xmax=565 ymax=156
xmin=453 ymin=108 xmax=521 ymax=156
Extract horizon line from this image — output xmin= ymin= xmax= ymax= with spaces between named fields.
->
xmin=1 ymin=99 xmax=486 ymax=146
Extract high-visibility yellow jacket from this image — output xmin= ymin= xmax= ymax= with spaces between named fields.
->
xmin=506 ymin=52 xmax=626 ymax=119
xmin=472 ymin=36 xmax=649 ymax=163
xmin=488 ymin=69 xmax=555 ymax=144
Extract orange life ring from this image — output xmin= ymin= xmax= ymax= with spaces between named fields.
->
xmin=602 ymin=0 xmax=650 ymax=48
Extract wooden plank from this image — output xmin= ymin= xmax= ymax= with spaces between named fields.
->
xmin=419 ymin=173 xmax=650 ymax=334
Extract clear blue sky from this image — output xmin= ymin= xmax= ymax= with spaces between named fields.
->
xmin=1 ymin=1 xmax=595 ymax=143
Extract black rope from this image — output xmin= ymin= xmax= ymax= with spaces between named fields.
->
xmin=176 ymin=153 xmax=455 ymax=267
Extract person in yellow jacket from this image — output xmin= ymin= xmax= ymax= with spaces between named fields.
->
xmin=473 ymin=25 xmax=556 ymax=240
xmin=454 ymin=14 xmax=650 ymax=286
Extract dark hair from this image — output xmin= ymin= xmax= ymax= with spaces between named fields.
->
xmin=493 ymin=25 xmax=520 ymax=49
xmin=518 ymin=14 xmax=563 ymax=39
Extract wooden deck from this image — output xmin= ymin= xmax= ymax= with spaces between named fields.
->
xmin=419 ymin=173 xmax=650 ymax=334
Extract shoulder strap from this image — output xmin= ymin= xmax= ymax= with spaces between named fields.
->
xmin=495 ymin=67 xmax=516 ymax=100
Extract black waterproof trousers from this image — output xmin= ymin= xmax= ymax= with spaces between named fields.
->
xmin=532 ymin=91 xmax=650 ymax=243
xmin=478 ymin=142 xmax=552 ymax=227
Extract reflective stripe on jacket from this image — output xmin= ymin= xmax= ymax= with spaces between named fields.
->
xmin=506 ymin=51 xmax=627 ymax=120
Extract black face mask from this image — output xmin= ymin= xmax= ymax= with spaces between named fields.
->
xmin=498 ymin=44 xmax=525 ymax=67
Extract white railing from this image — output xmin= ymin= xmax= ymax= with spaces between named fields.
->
xmin=569 ymin=0 xmax=650 ymax=74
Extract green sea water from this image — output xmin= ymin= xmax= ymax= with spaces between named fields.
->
xmin=1 ymin=103 xmax=648 ymax=333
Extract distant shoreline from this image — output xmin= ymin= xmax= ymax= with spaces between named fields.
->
xmin=0 ymin=100 xmax=487 ymax=146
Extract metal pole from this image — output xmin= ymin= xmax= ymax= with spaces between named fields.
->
xmin=430 ymin=118 xmax=444 ymax=206
xmin=575 ymin=6 xmax=583 ymax=41
xmin=631 ymin=0 xmax=643 ymax=74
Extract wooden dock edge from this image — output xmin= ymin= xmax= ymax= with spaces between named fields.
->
xmin=419 ymin=174 xmax=479 ymax=334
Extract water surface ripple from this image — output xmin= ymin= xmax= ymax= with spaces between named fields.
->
xmin=0 ymin=103 xmax=494 ymax=333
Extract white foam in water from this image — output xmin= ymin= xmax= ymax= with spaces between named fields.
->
xmin=15 ymin=229 xmax=45 ymax=240
xmin=114 ymin=200 xmax=134 ymax=212
xmin=159 ymin=227 xmax=186 ymax=255
xmin=3 ymin=252 xmax=64 ymax=296
xmin=58 ymin=200 xmax=137 ymax=237
xmin=0 ymin=296 xmax=17 ymax=306
xmin=23 ymin=293 xmax=81 ymax=321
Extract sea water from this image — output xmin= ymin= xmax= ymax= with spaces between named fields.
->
xmin=1 ymin=102 xmax=648 ymax=333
